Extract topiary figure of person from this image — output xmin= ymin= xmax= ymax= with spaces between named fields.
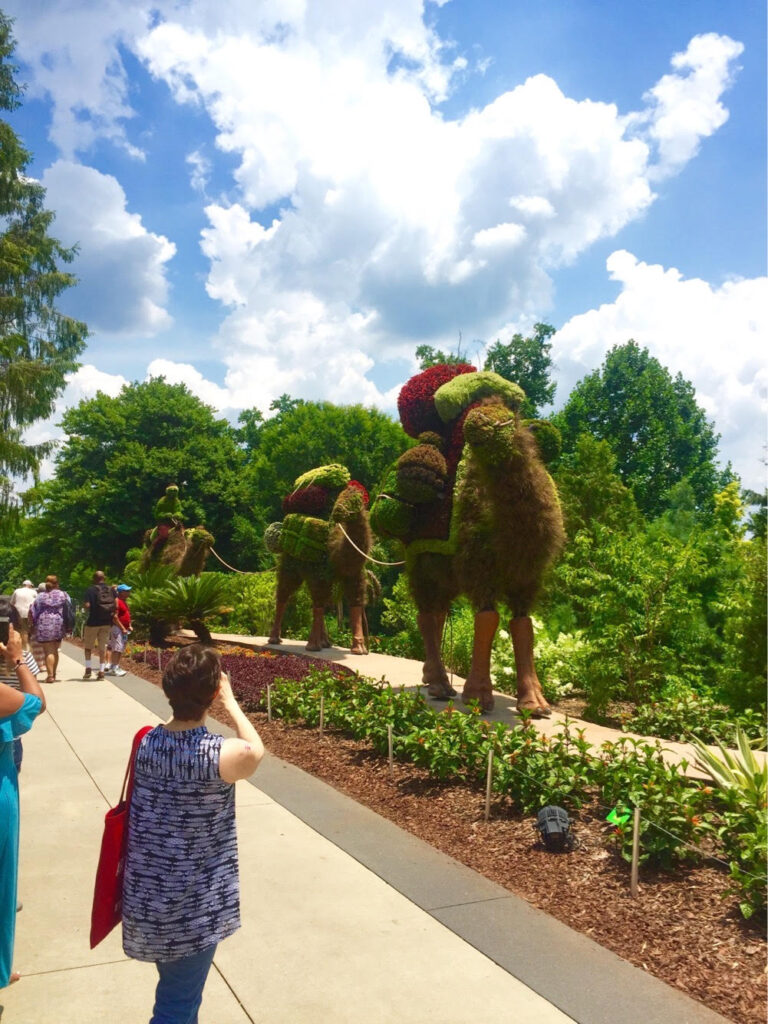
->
xmin=139 ymin=485 xmax=214 ymax=576
xmin=370 ymin=366 xmax=564 ymax=715
xmin=266 ymin=465 xmax=373 ymax=655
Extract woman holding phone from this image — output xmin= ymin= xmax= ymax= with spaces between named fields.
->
xmin=121 ymin=643 xmax=264 ymax=1023
xmin=0 ymin=625 xmax=46 ymax=988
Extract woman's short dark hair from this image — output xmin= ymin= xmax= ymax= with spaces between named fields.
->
xmin=162 ymin=644 xmax=221 ymax=721
xmin=45 ymin=574 xmax=59 ymax=591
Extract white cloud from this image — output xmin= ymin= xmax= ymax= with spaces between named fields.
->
xmin=24 ymin=365 xmax=128 ymax=481
xmin=639 ymin=33 xmax=744 ymax=179
xmin=41 ymin=161 xmax=176 ymax=335
xmin=146 ymin=358 xmax=231 ymax=410
xmin=552 ymin=251 xmax=768 ymax=490
xmin=6 ymin=5 xmax=755 ymax=482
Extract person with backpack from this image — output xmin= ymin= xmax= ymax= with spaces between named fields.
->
xmin=82 ymin=571 xmax=116 ymax=681
xmin=28 ymin=576 xmax=73 ymax=684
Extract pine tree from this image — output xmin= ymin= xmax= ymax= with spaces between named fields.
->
xmin=0 ymin=13 xmax=88 ymax=512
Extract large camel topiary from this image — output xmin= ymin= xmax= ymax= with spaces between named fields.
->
xmin=266 ymin=464 xmax=373 ymax=655
xmin=370 ymin=366 xmax=564 ymax=715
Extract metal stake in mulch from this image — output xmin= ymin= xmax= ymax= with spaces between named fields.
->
xmin=387 ymin=724 xmax=394 ymax=779
xmin=631 ymin=805 xmax=641 ymax=897
xmin=484 ymin=748 xmax=494 ymax=822
xmin=319 ymin=693 xmax=325 ymax=737
xmin=266 ymin=685 xmax=272 ymax=722
xmin=156 ymin=648 xmax=162 ymax=672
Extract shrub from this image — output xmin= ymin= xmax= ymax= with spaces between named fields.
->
xmin=691 ymin=727 xmax=768 ymax=919
xmin=624 ymin=691 xmax=767 ymax=749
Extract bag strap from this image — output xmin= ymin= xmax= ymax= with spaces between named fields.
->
xmin=118 ymin=726 xmax=153 ymax=805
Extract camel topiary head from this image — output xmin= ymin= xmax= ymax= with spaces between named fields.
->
xmin=462 ymin=397 xmax=523 ymax=465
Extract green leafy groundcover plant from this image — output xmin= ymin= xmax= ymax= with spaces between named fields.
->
xmin=624 ymin=691 xmax=767 ymax=749
xmin=253 ymin=668 xmax=766 ymax=920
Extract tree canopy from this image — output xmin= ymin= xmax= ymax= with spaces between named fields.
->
xmin=553 ymin=341 xmax=723 ymax=517
xmin=0 ymin=15 xmax=87 ymax=510
xmin=483 ymin=322 xmax=556 ymax=418
xmin=23 ymin=378 xmax=247 ymax=574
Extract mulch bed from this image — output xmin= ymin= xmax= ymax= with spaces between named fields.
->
xmin=114 ymin=639 xmax=766 ymax=1024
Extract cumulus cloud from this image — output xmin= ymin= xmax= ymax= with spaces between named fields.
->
xmin=552 ymin=251 xmax=768 ymax=490
xmin=41 ymin=161 xmax=176 ymax=335
xmin=135 ymin=20 xmax=743 ymax=402
xmin=639 ymin=33 xmax=744 ymax=179
xmin=24 ymin=365 xmax=129 ymax=481
xmin=6 ymin=4 xmax=755 ymax=480
xmin=146 ymin=358 xmax=231 ymax=409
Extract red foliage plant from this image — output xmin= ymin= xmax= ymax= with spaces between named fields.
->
xmin=397 ymin=364 xmax=476 ymax=438
xmin=282 ymin=485 xmax=330 ymax=516
xmin=347 ymin=480 xmax=370 ymax=506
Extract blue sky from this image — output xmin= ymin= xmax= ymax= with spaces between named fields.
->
xmin=6 ymin=0 xmax=766 ymax=489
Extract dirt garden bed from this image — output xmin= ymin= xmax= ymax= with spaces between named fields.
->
xmin=113 ymin=638 xmax=766 ymax=1024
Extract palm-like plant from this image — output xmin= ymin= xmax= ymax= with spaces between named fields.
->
xmin=691 ymin=726 xmax=767 ymax=919
xmin=151 ymin=574 xmax=233 ymax=644
xmin=691 ymin=726 xmax=768 ymax=811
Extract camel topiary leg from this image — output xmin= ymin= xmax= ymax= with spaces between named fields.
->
xmin=349 ymin=605 xmax=368 ymax=655
xmin=509 ymin=615 xmax=551 ymax=717
xmin=461 ymin=609 xmax=498 ymax=713
xmin=418 ymin=611 xmax=456 ymax=698
xmin=306 ymin=606 xmax=326 ymax=651
xmin=267 ymin=598 xmax=287 ymax=645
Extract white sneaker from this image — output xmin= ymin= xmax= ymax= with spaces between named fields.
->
xmin=103 ymin=667 xmax=115 ymax=675
xmin=113 ymin=668 xmax=127 ymax=677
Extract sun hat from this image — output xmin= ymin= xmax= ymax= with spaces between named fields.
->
xmin=22 ymin=579 xmax=33 ymax=586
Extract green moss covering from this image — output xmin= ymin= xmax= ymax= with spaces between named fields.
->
xmin=433 ymin=371 xmax=525 ymax=424
xmin=293 ymin=463 xmax=350 ymax=491
xmin=396 ymin=444 xmax=447 ymax=503
xmin=280 ymin=513 xmax=331 ymax=563
xmin=264 ymin=522 xmax=283 ymax=554
xmin=154 ymin=484 xmax=184 ymax=521
xmin=330 ymin=485 xmax=365 ymax=523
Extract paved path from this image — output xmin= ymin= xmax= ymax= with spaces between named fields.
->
xmin=0 ymin=645 xmax=729 ymax=1024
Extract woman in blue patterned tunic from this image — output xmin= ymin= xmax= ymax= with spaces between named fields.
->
xmin=122 ymin=644 xmax=264 ymax=1023
xmin=0 ymin=625 xmax=46 ymax=988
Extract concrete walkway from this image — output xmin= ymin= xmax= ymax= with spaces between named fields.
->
xmin=1 ymin=645 xmax=729 ymax=1024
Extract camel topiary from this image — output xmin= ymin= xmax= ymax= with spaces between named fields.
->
xmin=266 ymin=465 xmax=373 ymax=655
xmin=370 ymin=366 xmax=564 ymax=715
xmin=139 ymin=484 xmax=214 ymax=576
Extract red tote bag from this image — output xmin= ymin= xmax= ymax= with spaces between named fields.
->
xmin=90 ymin=725 xmax=153 ymax=949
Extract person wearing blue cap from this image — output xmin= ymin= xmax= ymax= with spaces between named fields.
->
xmin=105 ymin=585 xmax=132 ymax=677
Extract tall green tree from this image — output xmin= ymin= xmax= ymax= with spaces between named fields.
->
xmin=22 ymin=378 xmax=247 ymax=574
xmin=553 ymin=341 xmax=722 ymax=516
xmin=483 ymin=322 xmax=556 ymax=417
xmin=0 ymin=15 xmax=87 ymax=511
xmin=415 ymin=344 xmax=467 ymax=369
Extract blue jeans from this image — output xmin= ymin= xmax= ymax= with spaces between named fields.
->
xmin=151 ymin=944 xmax=217 ymax=1024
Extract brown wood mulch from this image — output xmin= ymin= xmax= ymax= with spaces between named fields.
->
xmin=114 ymin=641 xmax=766 ymax=1024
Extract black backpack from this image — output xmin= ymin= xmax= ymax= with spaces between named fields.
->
xmin=94 ymin=584 xmax=117 ymax=618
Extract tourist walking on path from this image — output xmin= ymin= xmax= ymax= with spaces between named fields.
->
xmin=105 ymin=585 xmax=132 ymax=677
xmin=122 ymin=644 xmax=264 ymax=1023
xmin=82 ymin=571 xmax=116 ymax=680
xmin=29 ymin=576 xmax=73 ymax=684
xmin=8 ymin=582 xmax=36 ymax=652
xmin=0 ymin=624 xmax=46 ymax=988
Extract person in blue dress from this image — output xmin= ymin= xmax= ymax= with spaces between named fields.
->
xmin=0 ymin=624 xmax=46 ymax=988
